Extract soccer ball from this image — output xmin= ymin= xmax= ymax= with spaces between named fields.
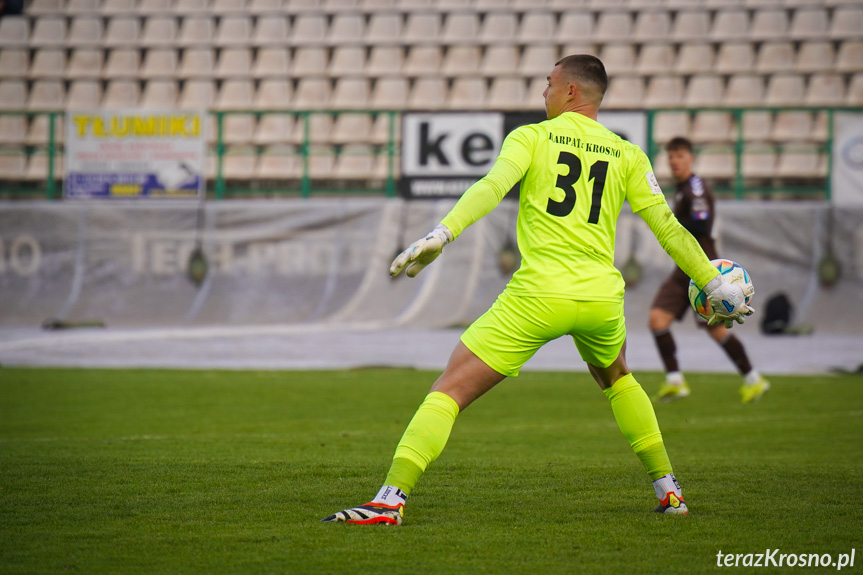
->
xmin=688 ymin=259 xmax=754 ymax=321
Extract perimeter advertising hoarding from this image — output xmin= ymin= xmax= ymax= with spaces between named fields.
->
xmin=401 ymin=111 xmax=648 ymax=199
xmin=64 ymin=110 xmax=206 ymax=200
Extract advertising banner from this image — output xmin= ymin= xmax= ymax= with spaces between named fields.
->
xmin=400 ymin=111 xmax=648 ymax=199
xmin=64 ymin=110 xmax=206 ymax=200
xmin=832 ymin=111 xmax=863 ymax=206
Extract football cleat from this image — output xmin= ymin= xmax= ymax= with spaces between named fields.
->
xmin=740 ymin=377 xmax=770 ymax=404
xmin=321 ymin=502 xmax=404 ymax=525
xmin=655 ymin=381 xmax=691 ymax=403
xmin=654 ymin=491 xmax=689 ymax=515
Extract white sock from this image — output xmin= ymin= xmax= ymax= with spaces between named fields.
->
xmin=744 ymin=370 xmax=761 ymax=386
xmin=653 ymin=473 xmax=682 ymax=500
xmin=666 ymin=371 xmax=685 ymax=386
xmin=372 ymin=485 xmax=407 ymax=506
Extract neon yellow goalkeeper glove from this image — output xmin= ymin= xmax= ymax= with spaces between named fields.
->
xmin=389 ymin=224 xmax=453 ymax=278
xmin=703 ymin=274 xmax=755 ymax=328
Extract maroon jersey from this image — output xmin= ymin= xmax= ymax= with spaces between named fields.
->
xmin=672 ymin=174 xmax=717 ymax=260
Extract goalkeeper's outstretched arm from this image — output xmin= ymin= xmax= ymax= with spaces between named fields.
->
xmin=638 ymin=202 xmax=753 ymax=327
xmin=390 ymin=127 xmax=534 ymax=278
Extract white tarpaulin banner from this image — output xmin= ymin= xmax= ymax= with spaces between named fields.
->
xmin=64 ymin=110 xmax=206 ymax=200
xmin=1 ymin=200 xmax=862 ymax=333
xmin=832 ymin=111 xmax=863 ymax=206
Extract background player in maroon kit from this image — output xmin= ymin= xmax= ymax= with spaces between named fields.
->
xmin=648 ymin=137 xmax=770 ymax=404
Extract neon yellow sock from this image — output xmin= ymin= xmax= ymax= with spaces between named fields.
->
xmin=603 ymin=374 xmax=673 ymax=481
xmin=383 ymin=391 xmax=460 ymax=496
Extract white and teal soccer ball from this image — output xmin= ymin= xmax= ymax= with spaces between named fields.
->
xmin=688 ymin=259 xmax=754 ymax=321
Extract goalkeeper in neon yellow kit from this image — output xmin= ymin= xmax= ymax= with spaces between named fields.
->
xmin=322 ymin=55 xmax=753 ymax=524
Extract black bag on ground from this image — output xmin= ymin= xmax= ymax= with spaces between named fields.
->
xmin=761 ymin=293 xmax=793 ymax=334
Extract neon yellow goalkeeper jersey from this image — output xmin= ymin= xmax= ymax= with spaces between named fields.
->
xmin=440 ymin=111 xmax=668 ymax=302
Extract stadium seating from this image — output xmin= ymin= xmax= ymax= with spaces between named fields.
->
xmin=1 ymin=1 xmax=860 ymax=188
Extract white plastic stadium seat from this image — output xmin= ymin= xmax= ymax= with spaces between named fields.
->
xmin=448 ymin=78 xmax=487 ymax=109
xmin=830 ymin=7 xmax=863 ymax=40
xmin=104 ymin=17 xmax=141 ymax=48
xmin=645 ymin=76 xmax=684 ymax=108
xmin=715 ymin=43 xmax=755 ymax=74
xmin=756 ymin=42 xmax=795 ymax=73
xmin=30 ymin=18 xmax=66 ymax=48
xmin=335 ymin=145 xmax=375 ymax=179
xmin=369 ymin=77 xmax=409 ymax=110
xmin=0 ymin=149 xmax=27 ymax=178
xmin=487 ymin=77 xmax=527 ymax=110
xmin=408 ymin=78 xmax=448 ymax=110
xmin=749 ymin=9 xmax=788 ymax=40
xmin=633 ymin=11 xmax=671 ymax=41
xmin=216 ymin=49 xmax=254 ymax=78
xmin=441 ymin=13 xmax=480 ymax=45
xmin=673 ymin=44 xmax=712 ymax=75
xmin=29 ymin=0 xmax=64 ymax=15
xmin=254 ymin=116 xmax=295 ymax=145
xmin=329 ymin=47 xmax=366 ymax=77
xmin=66 ymin=49 xmax=102 ymax=80
xmin=776 ymin=146 xmax=823 ymax=178
xmin=480 ymin=13 xmax=517 ymax=44
xmin=178 ymin=16 xmax=215 ymax=47
xmin=65 ymin=0 xmax=98 ymax=13
xmin=102 ymin=80 xmax=141 ymax=108
xmin=601 ymin=77 xmax=644 ymax=109
xmin=795 ymin=41 xmax=834 ymax=73
xmin=66 ymin=80 xmax=102 ymax=109
xmin=599 ymin=44 xmax=636 ymax=75
xmin=711 ymin=10 xmax=749 ymax=40
xmin=404 ymin=46 xmax=443 ymax=76
xmin=24 ymin=149 xmax=64 ymax=181
xmin=179 ymin=79 xmax=217 ymax=109
xmin=0 ymin=16 xmax=29 ymax=47
xmin=103 ymin=49 xmax=141 ymax=79
xmin=212 ymin=0 xmax=247 ymax=14
xmin=594 ymin=12 xmax=632 ymax=43
xmin=836 ymin=42 xmax=863 ymax=74
xmin=138 ymin=0 xmax=171 ymax=15
xmin=293 ymin=78 xmax=332 ymax=109
xmin=366 ymin=14 xmax=403 ymax=45
xmin=772 ymin=111 xmax=813 ymax=141
xmin=694 ymin=148 xmax=735 ymax=178
xmin=638 ymin=44 xmax=675 ymax=75
xmin=404 ymin=13 xmax=440 ymax=43
xmin=331 ymin=113 xmax=373 ymax=144
xmin=519 ymin=45 xmax=558 ymax=78
xmin=140 ymin=49 xmax=178 ymax=79
xmin=179 ymin=49 xmax=216 ymax=78
xmin=518 ymin=12 xmax=556 ymax=44
xmin=29 ymin=49 xmax=66 ymax=79
xmin=253 ymin=16 xmax=290 ymax=45
xmin=789 ymin=8 xmax=828 ymax=40
xmin=256 ymin=145 xmax=300 ymax=178
xmin=671 ymin=10 xmax=710 ymax=41
xmin=846 ymin=74 xmax=863 ymax=106
xmin=28 ymin=80 xmax=65 ymax=110
xmin=442 ymin=46 xmax=481 ymax=76
xmin=691 ymin=111 xmax=733 ymax=143
xmin=685 ymin=75 xmax=724 ymax=106
xmin=329 ymin=14 xmax=366 ymax=45
xmin=652 ymin=112 xmax=690 ymax=144
xmin=366 ymin=47 xmax=403 ymax=76
xmin=103 ymin=0 xmax=137 ymax=14
xmin=140 ymin=80 xmax=178 ymax=108
xmin=0 ymin=50 xmax=28 ymax=79
xmin=293 ymin=48 xmax=329 ymax=77
xmin=254 ymin=78 xmax=292 ymax=109
xmin=174 ymin=0 xmax=209 ymax=14
xmin=741 ymin=146 xmax=776 ymax=179
xmin=141 ymin=17 xmax=178 ymax=47
xmin=765 ymin=74 xmax=805 ymax=105
xmin=481 ymin=46 xmax=519 ymax=76
xmin=66 ymin=17 xmax=103 ymax=47
xmin=222 ymin=146 xmax=257 ymax=180
xmin=804 ymin=73 xmax=846 ymax=106
xmin=725 ymin=75 xmax=765 ymax=106
xmin=330 ymin=78 xmax=371 ymax=109
xmin=216 ymin=16 xmax=253 ymax=47
xmin=556 ymin=13 xmax=593 ymax=43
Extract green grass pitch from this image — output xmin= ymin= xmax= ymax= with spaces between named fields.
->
xmin=1 ymin=367 xmax=861 ymax=574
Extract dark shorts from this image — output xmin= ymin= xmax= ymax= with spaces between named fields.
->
xmin=651 ymin=267 xmax=700 ymax=322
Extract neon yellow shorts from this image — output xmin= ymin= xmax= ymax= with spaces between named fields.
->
xmin=460 ymin=290 xmax=626 ymax=377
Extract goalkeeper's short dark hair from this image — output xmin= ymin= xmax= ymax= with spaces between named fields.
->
xmin=666 ymin=137 xmax=694 ymax=154
xmin=555 ymin=54 xmax=608 ymax=104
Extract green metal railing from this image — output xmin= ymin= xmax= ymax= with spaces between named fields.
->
xmin=1 ymin=107 xmax=859 ymax=200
